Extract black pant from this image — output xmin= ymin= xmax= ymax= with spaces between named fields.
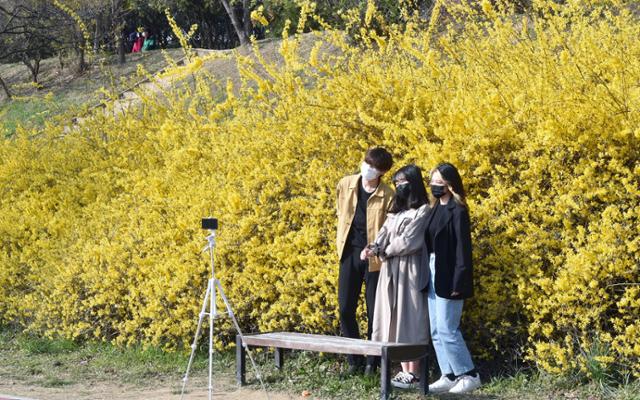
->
xmin=338 ymin=246 xmax=380 ymax=367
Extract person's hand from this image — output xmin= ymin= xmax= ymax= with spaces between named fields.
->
xmin=451 ymin=291 xmax=460 ymax=297
xmin=360 ymin=248 xmax=374 ymax=260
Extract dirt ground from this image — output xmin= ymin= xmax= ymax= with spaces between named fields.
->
xmin=0 ymin=377 xmax=298 ymax=400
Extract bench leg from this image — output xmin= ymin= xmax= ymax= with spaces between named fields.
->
xmin=419 ymin=355 xmax=429 ymax=395
xmin=275 ymin=347 xmax=284 ymax=370
xmin=380 ymin=347 xmax=391 ymax=400
xmin=236 ymin=335 xmax=246 ymax=386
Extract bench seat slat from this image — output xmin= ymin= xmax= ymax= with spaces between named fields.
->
xmin=240 ymin=332 xmax=427 ymax=357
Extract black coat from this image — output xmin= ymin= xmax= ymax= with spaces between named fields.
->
xmin=419 ymin=200 xmax=473 ymax=299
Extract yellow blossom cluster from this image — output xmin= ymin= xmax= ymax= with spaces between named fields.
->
xmin=0 ymin=0 xmax=639 ymax=377
xmin=250 ymin=6 xmax=269 ymax=27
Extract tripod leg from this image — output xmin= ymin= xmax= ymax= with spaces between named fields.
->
xmin=180 ymin=279 xmax=212 ymax=400
xmin=209 ymin=276 xmax=215 ymax=400
xmin=215 ymin=280 xmax=271 ymax=400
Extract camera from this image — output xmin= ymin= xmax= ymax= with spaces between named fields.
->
xmin=202 ymin=218 xmax=218 ymax=230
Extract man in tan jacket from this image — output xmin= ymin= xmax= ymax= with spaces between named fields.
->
xmin=336 ymin=147 xmax=394 ymax=375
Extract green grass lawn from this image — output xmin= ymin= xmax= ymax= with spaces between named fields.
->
xmin=0 ymin=96 xmax=55 ymax=137
xmin=0 ymin=327 xmax=201 ymax=387
xmin=1 ymin=327 xmax=638 ymax=400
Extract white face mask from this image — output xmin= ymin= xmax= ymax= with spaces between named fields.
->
xmin=360 ymin=162 xmax=381 ymax=181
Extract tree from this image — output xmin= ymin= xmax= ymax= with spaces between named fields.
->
xmin=0 ymin=2 xmax=16 ymax=98
xmin=1 ymin=2 xmax=56 ymax=85
xmin=142 ymin=0 xmax=253 ymax=48
xmin=107 ymin=0 xmax=130 ymax=64
xmin=219 ymin=0 xmax=249 ymax=45
xmin=56 ymin=0 xmax=103 ymax=72
xmin=0 ymin=75 xmax=10 ymax=98
xmin=0 ymin=0 xmax=86 ymax=83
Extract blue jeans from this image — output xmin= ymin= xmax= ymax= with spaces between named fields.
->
xmin=428 ymin=253 xmax=475 ymax=376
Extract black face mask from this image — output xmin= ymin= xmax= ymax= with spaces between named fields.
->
xmin=431 ymin=184 xmax=447 ymax=198
xmin=395 ymin=183 xmax=411 ymax=199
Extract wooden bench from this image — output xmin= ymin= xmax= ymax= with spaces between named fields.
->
xmin=236 ymin=332 xmax=429 ymax=399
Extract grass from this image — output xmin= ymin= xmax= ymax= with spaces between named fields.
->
xmin=2 ymin=327 xmax=639 ymax=400
xmin=0 ymin=96 xmax=58 ymax=137
xmin=479 ymin=370 xmax=640 ymax=400
xmin=0 ymin=327 xmax=208 ymax=388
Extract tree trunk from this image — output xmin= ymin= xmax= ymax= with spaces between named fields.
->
xmin=33 ymin=58 xmax=40 ymax=84
xmin=109 ymin=0 xmax=126 ymax=64
xmin=93 ymin=13 xmax=102 ymax=52
xmin=220 ymin=0 xmax=248 ymax=46
xmin=58 ymin=51 xmax=65 ymax=71
xmin=77 ymin=44 xmax=87 ymax=73
xmin=201 ymin=19 xmax=213 ymax=49
xmin=75 ymin=28 xmax=88 ymax=73
xmin=0 ymin=75 xmax=11 ymax=99
xmin=116 ymin=31 xmax=125 ymax=64
xmin=242 ymin=0 xmax=252 ymax=40
xmin=22 ymin=55 xmax=41 ymax=84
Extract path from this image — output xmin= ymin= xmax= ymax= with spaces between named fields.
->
xmin=0 ymin=376 xmax=298 ymax=400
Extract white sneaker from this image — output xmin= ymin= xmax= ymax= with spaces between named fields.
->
xmin=428 ymin=375 xmax=458 ymax=393
xmin=391 ymin=371 xmax=419 ymax=389
xmin=449 ymin=373 xmax=481 ymax=394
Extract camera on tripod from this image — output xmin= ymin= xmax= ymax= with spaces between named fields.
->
xmin=202 ymin=218 xmax=218 ymax=230
xmin=182 ymin=216 xmax=266 ymax=400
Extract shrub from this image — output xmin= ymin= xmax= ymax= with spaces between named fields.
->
xmin=0 ymin=0 xmax=638 ymax=377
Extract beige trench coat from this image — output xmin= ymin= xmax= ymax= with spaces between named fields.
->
xmin=371 ymin=204 xmax=430 ymax=345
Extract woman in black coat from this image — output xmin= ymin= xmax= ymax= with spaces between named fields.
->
xmin=423 ymin=163 xmax=480 ymax=394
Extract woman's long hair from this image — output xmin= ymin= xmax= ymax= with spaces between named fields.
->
xmin=430 ymin=162 xmax=467 ymax=208
xmin=388 ymin=164 xmax=429 ymax=213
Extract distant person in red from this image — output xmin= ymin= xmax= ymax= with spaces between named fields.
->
xmin=131 ymin=31 xmax=144 ymax=53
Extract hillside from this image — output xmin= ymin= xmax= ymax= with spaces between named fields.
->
xmin=0 ymin=49 xmax=183 ymax=134
xmin=0 ymin=35 xmax=324 ymax=136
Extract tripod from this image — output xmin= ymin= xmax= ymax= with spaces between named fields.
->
xmin=180 ymin=226 xmax=269 ymax=400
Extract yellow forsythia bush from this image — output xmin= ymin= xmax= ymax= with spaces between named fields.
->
xmin=1 ymin=0 xmax=639 ymax=377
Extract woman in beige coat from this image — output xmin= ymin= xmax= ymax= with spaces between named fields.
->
xmin=361 ymin=164 xmax=430 ymax=389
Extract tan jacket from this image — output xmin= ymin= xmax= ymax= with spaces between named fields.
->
xmin=336 ymin=174 xmax=395 ymax=272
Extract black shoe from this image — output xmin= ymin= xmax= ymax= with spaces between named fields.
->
xmin=364 ymin=364 xmax=377 ymax=376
